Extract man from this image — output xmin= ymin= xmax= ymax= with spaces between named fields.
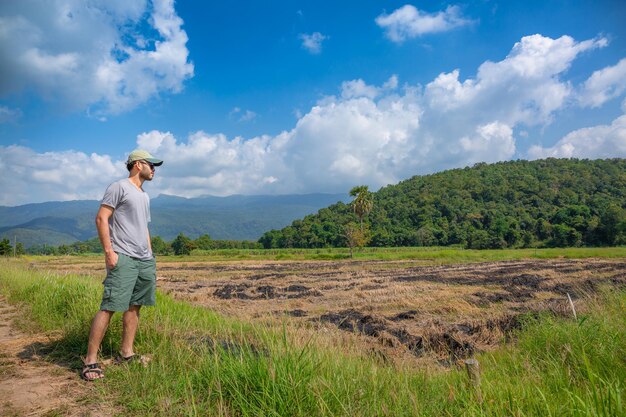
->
xmin=82 ymin=149 xmax=163 ymax=381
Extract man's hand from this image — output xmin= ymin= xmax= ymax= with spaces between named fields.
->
xmin=105 ymin=250 xmax=119 ymax=270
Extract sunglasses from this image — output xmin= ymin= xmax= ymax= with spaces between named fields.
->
xmin=139 ymin=160 xmax=155 ymax=170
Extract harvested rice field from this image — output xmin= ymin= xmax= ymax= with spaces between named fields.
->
xmin=32 ymin=254 xmax=626 ymax=365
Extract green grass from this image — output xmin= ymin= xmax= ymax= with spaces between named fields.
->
xmin=175 ymin=246 xmax=626 ymax=263
xmin=26 ymin=246 xmax=626 ymax=265
xmin=0 ymin=257 xmax=624 ymax=416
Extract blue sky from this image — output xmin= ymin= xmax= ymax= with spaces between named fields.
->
xmin=1 ymin=0 xmax=625 ymax=205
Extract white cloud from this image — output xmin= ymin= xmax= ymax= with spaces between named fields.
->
xmin=528 ymin=114 xmax=626 ymax=159
xmin=579 ymin=58 xmax=626 ymax=108
xmin=341 ymin=79 xmax=381 ymax=99
xmin=340 ymin=75 xmax=399 ymax=99
xmin=239 ymin=110 xmax=257 ymax=122
xmin=0 ymin=0 xmax=194 ymax=116
xmin=459 ymin=122 xmax=516 ymax=161
xmin=229 ymin=107 xmax=257 ymax=122
xmin=299 ymin=32 xmax=327 ymax=54
xmin=383 ymin=75 xmax=399 ymax=90
xmin=137 ymin=130 xmax=177 ymax=154
xmin=376 ymin=4 xmax=473 ymax=42
xmin=1 ymin=34 xmax=624 ymax=206
xmin=423 ymin=35 xmax=606 ymax=126
xmin=140 ymin=130 xmax=291 ymax=197
xmin=0 ymin=145 xmax=122 ymax=205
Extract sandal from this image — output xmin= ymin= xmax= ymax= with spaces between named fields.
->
xmin=114 ymin=353 xmax=150 ymax=366
xmin=81 ymin=363 xmax=104 ymax=381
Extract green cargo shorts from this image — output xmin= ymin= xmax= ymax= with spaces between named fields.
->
xmin=100 ymin=252 xmax=157 ymax=312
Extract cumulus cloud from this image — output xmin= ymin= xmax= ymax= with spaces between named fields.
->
xmin=341 ymin=79 xmax=381 ymax=99
xmin=423 ymin=35 xmax=606 ymax=125
xmin=459 ymin=122 xmax=516 ymax=161
xmin=376 ymin=4 xmax=473 ymax=42
xmin=579 ymin=58 xmax=626 ymax=108
xmin=528 ymin=114 xmax=626 ymax=159
xmin=0 ymin=0 xmax=194 ymax=116
xmin=340 ymin=75 xmax=399 ymax=100
xmin=2 ymin=34 xmax=625 ymax=205
xmin=130 ymin=129 xmax=291 ymax=197
xmin=0 ymin=145 xmax=122 ymax=205
xmin=299 ymin=32 xmax=327 ymax=54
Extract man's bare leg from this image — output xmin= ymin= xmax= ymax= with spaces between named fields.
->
xmin=120 ymin=305 xmax=141 ymax=358
xmin=84 ymin=310 xmax=114 ymax=379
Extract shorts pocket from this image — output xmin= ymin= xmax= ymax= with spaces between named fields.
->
xmin=102 ymin=286 xmax=112 ymax=302
xmin=111 ymin=252 xmax=125 ymax=270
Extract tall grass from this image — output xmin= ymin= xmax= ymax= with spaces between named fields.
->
xmin=1 ymin=258 xmax=623 ymax=416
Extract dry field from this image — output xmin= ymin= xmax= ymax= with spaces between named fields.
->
xmin=34 ymin=256 xmax=626 ymax=364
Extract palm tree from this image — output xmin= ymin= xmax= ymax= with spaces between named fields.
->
xmin=349 ymin=185 xmax=373 ymax=231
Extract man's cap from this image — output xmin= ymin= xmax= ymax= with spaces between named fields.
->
xmin=127 ymin=149 xmax=163 ymax=166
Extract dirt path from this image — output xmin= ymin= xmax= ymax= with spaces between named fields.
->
xmin=0 ymin=297 xmax=115 ymax=417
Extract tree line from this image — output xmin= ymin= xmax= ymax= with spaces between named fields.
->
xmin=0 ymin=238 xmax=24 ymax=256
xmin=24 ymin=234 xmax=262 ymax=256
xmin=259 ymin=158 xmax=626 ymax=249
xmin=151 ymin=233 xmax=262 ymax=255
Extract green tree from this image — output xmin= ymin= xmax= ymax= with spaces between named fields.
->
xmin=15 ymin=242 xmax=25 ymax=256
xmin=549 ymin=224 xmax=582 ymax=247
xmin=259 ymin=230 xmax=282 ymax=249
xmin=71 ymin=241 xmax=90 ymax=254
xmin=350 ymin=185 xmax=374 ymax=231
xmin=415 ymin=225 xmax=437 ymax=247
xmin=0 ymin=239 xmax=12 ymax=256
xmin=536 ymin=219 xmax=553 ymax=241
xmin=344 ymin=222 xmax=369 ymax=258
xmin=171 ymin=233 xmax=194 ymax=255
xmin=599 ymin=204 xmax=626 ymax=245
xmin=467 ymin=229 xmax=491 ymax=249
xmin=151 ymin=236 xmax=172 ymax=255
xmin=83 ymin=237 xmax=104 ymax=253
xmin=57 ymin=244 xmax=71 ymax=255
xmin=194 ymin=234 xmax=213 ymax=250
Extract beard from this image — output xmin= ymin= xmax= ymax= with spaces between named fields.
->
xmin=140 ymin=170 xmax=154 ymax=181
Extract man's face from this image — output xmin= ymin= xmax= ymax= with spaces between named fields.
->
xmin=137 ymin=160 xmax=155 ymax=181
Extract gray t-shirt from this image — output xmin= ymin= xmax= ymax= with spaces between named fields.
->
xmin=101 ymin=179 xmax=153 ymax=260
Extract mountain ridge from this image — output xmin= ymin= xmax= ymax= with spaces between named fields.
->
xmin=0 ymin=193 xmax=349 ymax=247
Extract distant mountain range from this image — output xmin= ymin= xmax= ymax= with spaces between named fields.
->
xmin=0 ymin=193 xmax=348 ymax=247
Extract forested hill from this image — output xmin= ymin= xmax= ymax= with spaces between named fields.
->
xmin=259 ymin=159 xmax=626 ymax=249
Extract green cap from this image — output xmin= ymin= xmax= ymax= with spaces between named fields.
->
xmin=126 ymin=149 xmax=163 ymax=166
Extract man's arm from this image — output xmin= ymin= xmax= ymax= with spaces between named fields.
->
xmin=95 ymin=204 xmax=117 ymax=269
